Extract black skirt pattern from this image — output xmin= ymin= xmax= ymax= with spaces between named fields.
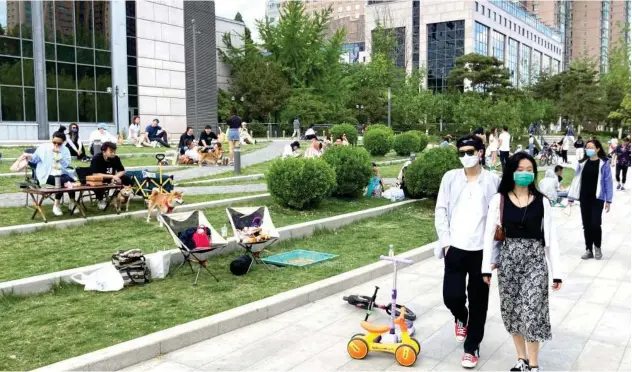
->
xmin=497 ymin=237 xmax=552 ymax=342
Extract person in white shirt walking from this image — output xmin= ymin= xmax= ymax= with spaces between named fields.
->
xmin=434 ymin=135 xmax=501 ymax=368
xmin=498 ymin=126 xmax=511 ymax=169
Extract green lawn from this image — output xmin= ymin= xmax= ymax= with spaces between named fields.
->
xmin=0 ymin=200 xmax=435 ymax=371
xmin=371 ymin=150 xmax=409 ymax=163
xmin=0 ymin=143 xmax=270 ymax=173
xmin=0 ymin=197 xmax=394 ymax=281
xmin=538 ymin=167 xmax=575 ymax=188
xmin=0 ymin=192 xmax=267 ymax=228
xmin=177 ymin=178 xmax=266 ymax=187
xmin=378 ymin=163 xmax=405 ymax=179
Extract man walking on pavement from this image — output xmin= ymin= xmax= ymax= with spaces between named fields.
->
xmin=434 ymin=135 xmax=500 ymax=368
xmin=292 ymin=117 xmax=301 ymax=139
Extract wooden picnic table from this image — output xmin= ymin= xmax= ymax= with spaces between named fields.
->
xmin=23 ymin=184 xmax=123 ymax=222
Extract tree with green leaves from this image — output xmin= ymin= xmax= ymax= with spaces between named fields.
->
xmin=280 ymin=88 xmax=326 ymax=126
xmin=234 ymin=12 xmax=244 ymax=22
xmin=602 ymin=29 xmax=631 ymax=129
xmin=447 ymin=53 xmax=511 ymax=94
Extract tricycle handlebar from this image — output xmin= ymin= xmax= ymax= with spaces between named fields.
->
xmin=380 ymin=255 xmax=413 ymax=265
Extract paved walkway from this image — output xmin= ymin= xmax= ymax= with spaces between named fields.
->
xmin=125 ymin=190 xmax=630 ymax=371
xmin=0 ymin=141 xmax=286 ymax=208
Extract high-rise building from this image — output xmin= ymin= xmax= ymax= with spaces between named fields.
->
xmin=527 ymin=0 xmax=631 ymax=73
xmin=365 ymin=0 xmax=563 ymax=90
xmin=264 ymin=0 xmax=284 ymax=25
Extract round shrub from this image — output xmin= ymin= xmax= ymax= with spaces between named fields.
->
xmin=392 ymin=132 xmax=421 ymax=156
xmin=330 ymin=123 xmax=358 ymax=145
xmin=408 ymin=130 xmax=430 ymax=152
xmin=363 ymin=129 xmax=393 ymax=156
xmin=322 ymin=145 xmax=372 ymax=197
xmin=366 ymin=124 xmax=394 ymax=136
xmin=404 ymin=146 xmax=461 ymax=198
xmin=266 ymin=157 xmax=336 ymax=210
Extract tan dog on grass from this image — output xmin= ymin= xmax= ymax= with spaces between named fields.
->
xmin=115 ymin=185 xmax=134 ymax=213
xmin=146 ymin=189 xmax=184 ymax=222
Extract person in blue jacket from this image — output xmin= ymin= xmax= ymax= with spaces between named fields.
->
xmin=567 ymin=139 xmax=613 ymax=260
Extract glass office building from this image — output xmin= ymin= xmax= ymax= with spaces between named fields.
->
xmin=427 ymin=20 xmax=465 ymax=92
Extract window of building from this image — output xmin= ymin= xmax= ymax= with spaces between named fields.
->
xmin=0 ymin=0 xmax=34 ymax=122
xmin=475 ymin=1 xmax=478 ymax=11
xmin=520 ymin=44 xmax=531 ymax=87
xmin=532 ymin=49 xmax=542 ymax=83
xmin=542 ymin=54 xmax=551 ymax=74
xmin=494 ymin=12 xmax=496 ymax=22
xmin=475 ymin=22 xmax=489 ymax=56
xmin=355 ymin=4 xmax=360 ymax=10
xmin=427 ymin=20 xmax=465 ymax=92
xmin=40 ymin=0 xmax=112 ymax=123
xmin=482 ymin=5 xmax=485 ymax=14
xmin=488 ymin=9 xmax=491 ymax=17
xmin=346 ymin=5 xmax=350 ymax=11
xmin=507 ymin=38 xmax=519 ymax=86
xmin=371 ymin=26 xmax=406 ymax=68
xmin=126 ymin=0 xmax=138 ymax=114
xmin=492 ymin=30 xmax=505 ymax=62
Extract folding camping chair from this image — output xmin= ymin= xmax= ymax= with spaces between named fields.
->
xmin=226 ymin=206 xmax=280 ymax=274
xmin=126 ymin=169 xmax=174 ymax=200
xmin=159 ymin=210 xmax=227 ymax=285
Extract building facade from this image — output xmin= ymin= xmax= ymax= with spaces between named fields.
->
xmin=527 ymin=0 xmax=631 ymax=73
xmin=0 ymin=0 xmax=218 ymax=141
xmin=365 ymin=0 xmax=563 ymax=90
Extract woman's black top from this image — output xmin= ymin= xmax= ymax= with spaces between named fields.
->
xmin=503 ymin=193 xmax=545 ymax=241
xmin=580 ymin=159 xmax=599 ymax=201
xmin=227 ymin=115 xmax=242 ymax=129
xmin=178 ymin=133 xmax=194 ymax=149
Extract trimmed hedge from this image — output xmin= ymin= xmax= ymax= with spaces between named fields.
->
xmin=330 ymin=123 xmax=358 ymax=145
xmin=363 ymin=129 xmax=393 ymax=156
xmin=322 ymin=145 xmax=372 ymax=197
xmin=408 ymin=130 xmax=430 ymax=153
xmin=392 ymin=132 xmax=421 ymax=156
xmin=366 ymin=124 xmax=394 ymax=136
xmin=266 ymin=157 xmax=336 ymax=209
xmin=404 ymin=146 xmax=461 ymax=198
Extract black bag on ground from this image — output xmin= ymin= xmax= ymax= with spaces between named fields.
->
xmin=112 ymin=249 xmax=151 ymax=286
xmin=230 ymin=255 xmax=252 ymax=276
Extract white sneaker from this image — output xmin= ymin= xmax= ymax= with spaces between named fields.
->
xmin=152 ymin=141 xmax=158 ymax=148
xmin=136 ymin=143 xmax=143 ymax=148
xmin=52 ymin=205 xmax=63 ymax=216
xmin=97 ymin=200 xmax=107 ymax=210
xmin=68 ymin=201 xmax=80 ymax=214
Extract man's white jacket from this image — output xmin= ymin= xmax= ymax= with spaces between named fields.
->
xmin=434 ymin=168 xmax=500 ymax=259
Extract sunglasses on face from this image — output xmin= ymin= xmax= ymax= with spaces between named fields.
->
xmin=52 ymin=141 xmax=63 ymax=146
xmin=458 ymin=150 xmax=477 ymax=157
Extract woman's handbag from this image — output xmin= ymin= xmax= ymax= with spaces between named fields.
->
xmin=10 ymin=156 xmax=29 ymax=172
xmin=494 ymin=194 xmax=505 ymax=241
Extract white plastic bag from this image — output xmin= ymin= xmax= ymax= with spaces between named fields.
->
xmin=383 ymin=187 xmax=405 ymax=201
xmin=146 ymin=251 xmax=171 ymax=280
xmin=71 ymin=265 xmax=124 ymax=292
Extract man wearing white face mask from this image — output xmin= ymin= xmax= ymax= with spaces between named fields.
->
xmin=435 ymin=135 xmax=500 ymax=368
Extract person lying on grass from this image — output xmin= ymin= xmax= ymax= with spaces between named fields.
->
xmin=90 ymin=142 xmax=133 ymax=210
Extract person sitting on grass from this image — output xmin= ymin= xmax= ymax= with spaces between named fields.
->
xmin=145 ymin=119 xmax=170 ymax=148
xmin=88 ymin=123 xmax=117 ymax=155
xmin=90 ymin=142 xmax=132 ymax=210
xmin=538 ymin=166 xmax=567 ymax=207
xmin=282 ymin=141 xmax=301 ymax=158
xmin=178 ymin=127 xmax=195 ymax=155
xmin=180 ymin=140 xmax=199 ymax=164
xmin=303 ymin=138 xmax=323 ymax=158
xmin=366 ymin=162 xmax=385 ymax=197
xmin=304 ymin=124 xmax=318 ymax=140
xmin=239 ymin=122 xmax=256 ymax=145
xmin=23 ymin=128 xmax=78 ymax=216
xmin=198 ymin=125 xmax=218 ymax=153
xmin=66 ymin=123 xmax=89 ymax=161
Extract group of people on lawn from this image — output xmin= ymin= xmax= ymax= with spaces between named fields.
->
xmin=282 ymin=128 xmax=351 ymax=159
xmin=22 ymin=127 xmax=130 ymax=217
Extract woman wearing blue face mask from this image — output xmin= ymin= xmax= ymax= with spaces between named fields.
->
xmin=481 ymin=152 xmax=562 ymax=372
xmin=567 ymin=139 xmax=613 ymax=260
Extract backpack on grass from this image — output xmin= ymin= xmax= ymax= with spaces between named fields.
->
xmin=111 ymin=249 xmax=151 ymax=286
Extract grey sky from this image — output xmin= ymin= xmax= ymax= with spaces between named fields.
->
xmin=215 ymin=0 xmax=267 ymax=41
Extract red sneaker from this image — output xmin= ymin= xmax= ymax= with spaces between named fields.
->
xmin=454 ymin=320 xmax=467 ymax=342
xmin=461 ymin=352 xmax=479 ymax=368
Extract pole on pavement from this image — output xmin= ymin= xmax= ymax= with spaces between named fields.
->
xmin=387 ymin=87 xmax=391 ymax=127
xmin=192 ymin=19 xmax=199 ymax=132
xmin=234 ymin=146 xmax=241 ymax=175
